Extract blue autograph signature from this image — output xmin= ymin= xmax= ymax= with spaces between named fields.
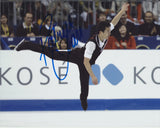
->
xmin=39 ymin=14 xmax=79 ymax=81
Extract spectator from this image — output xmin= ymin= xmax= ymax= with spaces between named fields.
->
xmin=16 ymin=12 xmax=39 ymax=37
xmin=40 ymin=16 xmax=54 ymax=37
xmin=20 ymin=1 xmax=35 ymax=18
xmin=105 ymin=25 xmax=136 ymax=49
xmin=90 ymin=11 xmax=106 ymax=38
xmin=47 ymin=1 xmax=69 ymax=26
xmin=127 ymin=1 xmax=142 ymax=24
xmin=138 ymin=11 xmax=160 ymax=36
xmin=59 ymin=38 xmax=68 ymax=49
xmin=95 ymin=1 xmax=107 ymax=12
xmin=48 ymin=25 xmax=63 ymax=48
xmin=51 ymin=26 xmax=63 ymax=41
xmin=0 ymin=1 xmax=13 ymax=26
xmin=34 ymin=1 xmax=47 ymax=25
xmin=142 ymin=0 xmax=152 ymax=13
xmin=142 ymin=0 xmax=160 ymax=24
xmin=152 ymin=1 xmax=160 ymax=25
xmin=79 ymin=1 xmax=93 ymax=28
xmin=68 ymin=8 xmax=83 ymax=29
xmin=112 ymin=12 xmax=138 ymax=36
xmin=15 ymin=1 xmax=23 ymax=25
xmin=41 ymin=25 xmax=63 ymax=48
xmin=0 ymin=14 xmax=14 ymax=37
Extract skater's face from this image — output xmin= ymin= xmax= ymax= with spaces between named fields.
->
xmin=101 ymin=27 xmax=111 ymax=40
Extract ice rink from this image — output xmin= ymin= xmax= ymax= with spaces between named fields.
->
xmin=0 ymin=110 xmax=160 ymax=128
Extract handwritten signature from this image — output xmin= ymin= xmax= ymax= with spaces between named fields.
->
xmin=39 ymin=14 xmax=79 ymax=81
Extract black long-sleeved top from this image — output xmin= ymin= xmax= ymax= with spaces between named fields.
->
xmin=138 ymin=22 xmax=160 ymax=36
xmin=16 ymin=23 xmax=39 ymax=37
xmin=40 ymin=25 xmax=52 ymax=37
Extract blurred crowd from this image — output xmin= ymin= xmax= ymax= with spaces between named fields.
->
xmin=0 ymin=0 xmax=160 ymax=50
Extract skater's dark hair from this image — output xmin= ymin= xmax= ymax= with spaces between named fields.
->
xmin=96 ymin=21 xmax=111 ymax=33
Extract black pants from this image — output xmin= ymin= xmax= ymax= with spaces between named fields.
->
xmin=23 ymin=42 xmax=89 ymax=100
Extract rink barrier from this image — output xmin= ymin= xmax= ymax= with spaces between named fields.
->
xmin=0 ymin=99 xmax=160 ymax=111
xmin=1 ymin=36 xmax=160 ymax=49
xmin=0 ymin=50 xmax=160 ymax=111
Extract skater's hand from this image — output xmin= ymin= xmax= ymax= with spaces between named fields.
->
xmin=83 ymin=57 xmax=98 ymax=85
xmin=92 ymin=75 xmax=98 ymax=85
xmin=121 ymin=3 xmax=129 ymax=12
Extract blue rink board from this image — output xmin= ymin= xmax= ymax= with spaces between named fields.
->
xmin=0 ymin=99 xmax=160 ymax=111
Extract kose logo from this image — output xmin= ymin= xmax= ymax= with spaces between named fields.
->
xmin=89 ymin=64 xmax=123 ymax=85
xmin=0 ymin=65 xmax=160 ymax=86
xmin=89 ymin=64 xmax=160 ymax=85
xmin=103 ymin=64 xmax=123 ymax=85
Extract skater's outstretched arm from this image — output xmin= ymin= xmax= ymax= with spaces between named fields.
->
xmin=111 ymin=3 xmax=129 ymax=27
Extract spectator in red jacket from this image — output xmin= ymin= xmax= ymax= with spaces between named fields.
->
xmin=105 ymin=24 xmax=136 ymax=49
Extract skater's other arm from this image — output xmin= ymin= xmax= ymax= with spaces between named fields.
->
xmin=83 ymin=41 xmax=98 ymax=85
xmin=111 ymin=3 xmax=129 ymax=27
xmin=84 ymin=57 xmax=98 ymax=85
